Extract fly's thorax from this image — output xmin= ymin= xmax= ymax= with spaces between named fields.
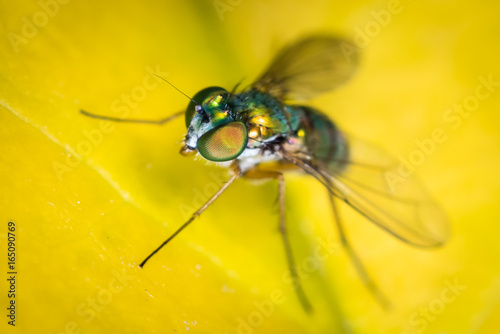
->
xmin=230 ymin=89 xmax=296 ymax=149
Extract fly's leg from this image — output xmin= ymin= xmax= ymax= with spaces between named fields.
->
xmin=139 ymin=168 xmax=241 ymax=268
xmin=277 ymin=172 xmax=313 ymax=313
xmin=80 ymin=110 xmax=183 ymax=125
xmin=328 ymin=192 xmax=391 ymax=309
xmin=245 ymin=169 xmax=313 ymax=313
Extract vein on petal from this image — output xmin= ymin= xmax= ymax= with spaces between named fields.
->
xmin=1 ymin=100 xmax=137 ymax=206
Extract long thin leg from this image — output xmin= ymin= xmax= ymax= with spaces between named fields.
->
xmin=276 ymin=173 xmax=313 ymax=313
xmin=139 ymin=170 xmax=240 ymax=268
xmin=244 ymin=169 xmax=313 ymax=312
xmin=328 ymin=192 xmax=391 ymax=309
xmin=80 ymin=109 xmax=183 ymax=125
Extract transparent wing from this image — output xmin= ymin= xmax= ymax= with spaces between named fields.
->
xmin=252 ymin=36 xmax=360 ymax=101
xmin=282 ymin=134 xmax=450 ymax=247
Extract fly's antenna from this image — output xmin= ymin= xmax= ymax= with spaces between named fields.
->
xmin=154 ymin=74 xmax=204 ymax=111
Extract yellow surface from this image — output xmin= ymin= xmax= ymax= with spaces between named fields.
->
xmin=1 ymin=0 xmax=499 ymax=333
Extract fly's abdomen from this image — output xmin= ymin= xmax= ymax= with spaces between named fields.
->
xmin=291 ymin=106 xmax=349 ymax=170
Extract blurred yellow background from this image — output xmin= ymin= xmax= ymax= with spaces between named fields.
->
xmin=1 ymin=0 xmax=499 ymax=333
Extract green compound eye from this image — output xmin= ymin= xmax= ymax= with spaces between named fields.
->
xmin=185 ymin=86 xmax=228 ymax=127
xmin=197 ymin=122 xmax=248 ymax=162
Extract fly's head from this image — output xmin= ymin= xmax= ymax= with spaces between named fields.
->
xmin=181 ymin=86 xmax=248 ymax=162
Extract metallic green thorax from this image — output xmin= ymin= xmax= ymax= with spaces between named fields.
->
xmin=231 ymin=89 xmax=347 ymax=166
xmin=228 ymin=89 xmax=297 ymax=148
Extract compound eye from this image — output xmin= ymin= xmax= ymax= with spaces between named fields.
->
xmin=185 ymin=86 xmax=228 ymax=127
xmin=197 ymin=122 xmax=248 ymax=162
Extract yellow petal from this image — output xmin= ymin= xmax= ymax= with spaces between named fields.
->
xmin=2 ymin=1 xmax=500 ymax=334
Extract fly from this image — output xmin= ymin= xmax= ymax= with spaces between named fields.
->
xmin=81 ymin=36 xmax=450 ymax=312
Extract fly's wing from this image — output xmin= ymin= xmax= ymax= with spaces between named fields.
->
xmin=252 ymin=36 xmax=359 ymax=101
xmin=282 ymin=134 xmax=450 ymax=247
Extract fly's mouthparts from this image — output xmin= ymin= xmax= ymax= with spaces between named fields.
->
xmin=180 ymin=145 xmax=196 ymax=156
